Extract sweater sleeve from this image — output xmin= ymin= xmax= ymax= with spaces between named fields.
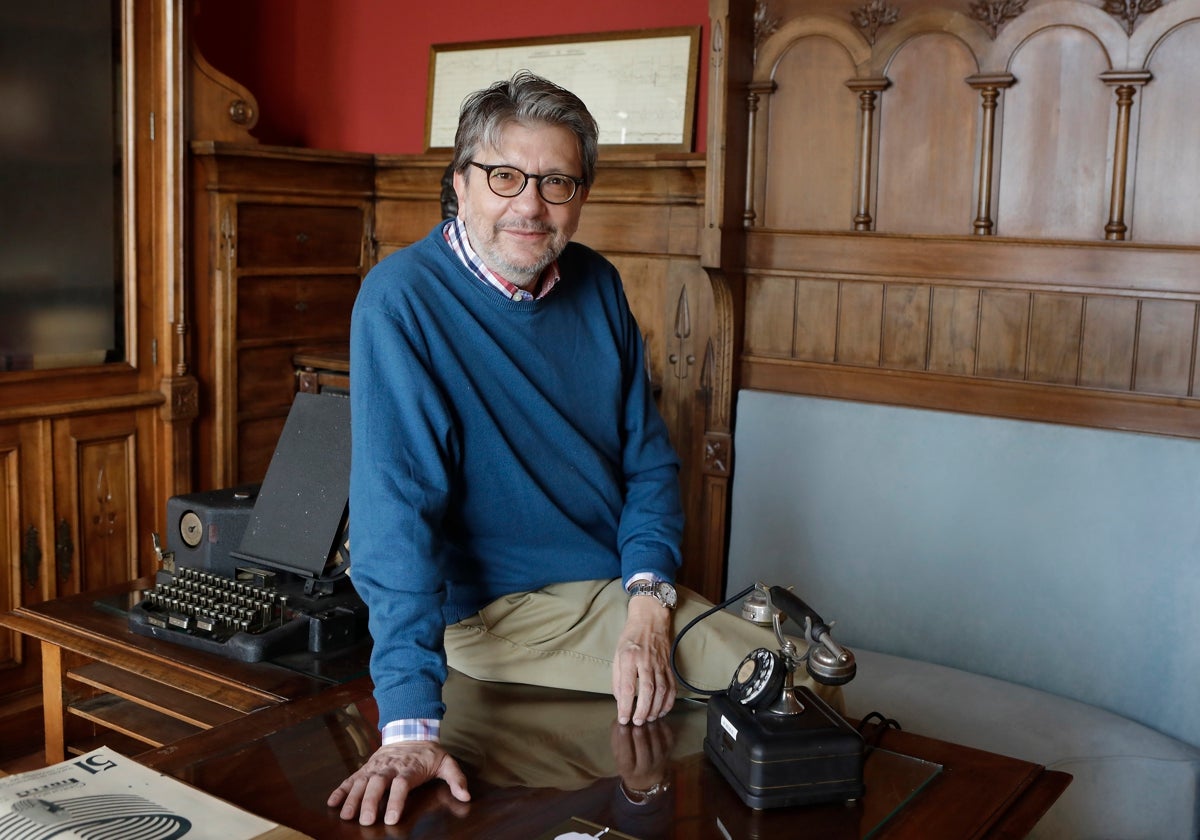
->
xmin=350 ymin=279 xmax=457 ymax=725
xmin=613 ymin=281 xmax=684 ymax=585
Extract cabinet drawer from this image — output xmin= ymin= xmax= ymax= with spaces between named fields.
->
xmin=239 ymin=344 xmax=312 ymax=409
xmin=237 ymin=275 xmax=358 ymax=341
xmin=238 ymin=414 xmax=288 ymax=484
xmin=237 ymin=203 xmax=364 ymax=268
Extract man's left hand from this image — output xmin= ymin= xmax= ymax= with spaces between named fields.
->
xmin=612 ymin=595 xmax=675 ymax=725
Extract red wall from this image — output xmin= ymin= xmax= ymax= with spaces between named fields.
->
xmin=192 ymin=0 xmax=708 ymax=155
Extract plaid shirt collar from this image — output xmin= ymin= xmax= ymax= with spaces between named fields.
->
xmin=444 ymin=218 xmax=560 ymax=302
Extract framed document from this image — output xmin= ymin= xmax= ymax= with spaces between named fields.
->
xmin=426 ymin=26 xmax=700 ymax=152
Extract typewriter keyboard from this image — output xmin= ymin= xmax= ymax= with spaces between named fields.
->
xmin=137 ymin=566 xmax=287 ymax=639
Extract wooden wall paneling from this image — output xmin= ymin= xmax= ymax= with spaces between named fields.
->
xmin=664 ymin=259 xmax=720 ymax=598
xmin=882 ymin=284 xmax=931 ymax=370
xmin=995 ymin=26 xmax=1112 ymax=239
xmin=976 ymin=290 xmax=1031 ymax=380
xmin=794 ymin=278 xmax=840 ymax=362
xmin=744 ymin=274 xmax=796 ymax=357
xmin=928 ymin=286 xmax=979 ymax=375
xmin=739 ymin=226 xmax=1200 ymax=436
xmin=1134 ymin=300 xmax=1197 ymax=396
xmin=1129 ymin=19 xmax=1200 ymax=244
xmin=874 ymin=33 xmax=978 ymax=235
xmin=837 ymin=281 xmax=885 ymax=366
xmin=744 ymin=230 xmax=1200 ymax=296
xmin=576 ymin=155 xmax=715 ymax=595
xmin=758 ymin=34 xmax=861 ymax=230
xmin=373 ymin=156 xmax=448 ymax=258
xmin=1028 ymin=293 xmax=1084 ymax=385
xmin=1079 ymin=296 xmax=1138 ymax=390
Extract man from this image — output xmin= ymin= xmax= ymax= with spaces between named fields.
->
xmin=328 ymin=71 xmax=840 ymax=826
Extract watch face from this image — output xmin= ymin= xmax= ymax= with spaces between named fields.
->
xmin=656 ymin=581 xmax=678 ymax=608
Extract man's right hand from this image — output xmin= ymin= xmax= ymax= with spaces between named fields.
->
xmin=327 ymin=741 xmax=470 ymax=825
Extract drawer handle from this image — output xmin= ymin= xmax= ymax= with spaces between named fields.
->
xmin=296 ymin=232 xmax=310 ymax=245
xmin=295 ymin=301 xmax=308 ymax=312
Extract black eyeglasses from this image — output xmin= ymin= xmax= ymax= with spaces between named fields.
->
xmin=468 ymin=161 xmax=584 ymax=205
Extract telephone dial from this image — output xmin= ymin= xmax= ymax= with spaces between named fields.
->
xmin=673 ymin=582 xmax=865 ymax=810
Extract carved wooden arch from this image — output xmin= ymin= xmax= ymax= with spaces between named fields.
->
xmin=987 ymin=4 xmax=1126 ymax=73
xmin=870 ymin=10 xmax=991 ymax=77
xmin=745 ymin=25 xmax=864 ymax=230
xmin=1135 ymin=3 xmax=1200 ymax=69
xmin=755 ymin=16 xmax=870 ymax=79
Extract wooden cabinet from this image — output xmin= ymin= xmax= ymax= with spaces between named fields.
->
xmin=189 ymin=143 xmax=375 ymax=489
xmin=0 ymin=0 xmax=187 ymax=759
xmin=0 ymin=409 xmax=157 ymax=746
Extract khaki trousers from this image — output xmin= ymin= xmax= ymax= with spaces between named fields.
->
xmin=443 ymin=578 xmax=844 ymax=713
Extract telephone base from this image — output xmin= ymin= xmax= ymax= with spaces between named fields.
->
xmin=704 ymin=688 xmax=865 ymax=810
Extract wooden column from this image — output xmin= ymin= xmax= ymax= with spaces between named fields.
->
xmin=698 ymin=0 xmax=754 ymax=601
xmin=743 ymin=80 xmax=776 ymax=227
xmin=967 ymin=73 xmax=1015 ymax=236
xmin=846 ymin=78 xmax=889 ymax=231
xmin=1100 ymin=71 xmax=1152 ymax=241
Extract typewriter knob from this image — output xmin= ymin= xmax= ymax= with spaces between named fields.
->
xmin=179 ymin=511 xmax=203 ymax=548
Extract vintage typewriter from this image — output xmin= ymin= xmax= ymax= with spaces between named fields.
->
xmin=129 ymin=393 xmax=367 ymax=663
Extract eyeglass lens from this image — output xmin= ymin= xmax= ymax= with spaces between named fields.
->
xmin=486 ymin=166 xmax=577 ymax=204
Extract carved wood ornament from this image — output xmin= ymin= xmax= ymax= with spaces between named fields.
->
xmin=1105 ymin=0 xmax=1165 ymax=35
xmin=852 ymin=0 xmax=900 ymax=44
xmin=969 ymin=0 xmax=1029 ymax=38
xmin=753 ymin=0 xmax=780 ymax=61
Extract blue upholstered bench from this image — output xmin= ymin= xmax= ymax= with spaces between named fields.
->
xmin=725 ymin=390 xmax=1200 ymax=838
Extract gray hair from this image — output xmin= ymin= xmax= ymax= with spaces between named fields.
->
xmin=451 ymin=71 xmax=599 ymax=188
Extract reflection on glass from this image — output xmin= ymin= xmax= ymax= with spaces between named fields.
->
xmin=0 ymin=1 xmax=123 ymax=371
xmin=862 ymin=748 xmax=942 ymax=837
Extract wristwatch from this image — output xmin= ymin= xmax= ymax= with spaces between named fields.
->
xmin=620 ymin=778 xmax=671 ymax=805
xmin=627 ymin=579 xmax=678 ymax=610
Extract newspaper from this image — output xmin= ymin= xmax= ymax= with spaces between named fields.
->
xmin=0 ymin=747 xmax=309 ymax=840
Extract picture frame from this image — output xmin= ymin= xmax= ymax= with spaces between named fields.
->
xmin=425 ymin=26 xmax=700 ymax=152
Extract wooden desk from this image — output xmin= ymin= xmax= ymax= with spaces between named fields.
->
xmin=0 ymin=579 xmax=361 ymax=764
xmin=138 ymin=674 xmax=1070 ymax=839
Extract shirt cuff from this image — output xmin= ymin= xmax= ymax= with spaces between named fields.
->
xmin=623 ymin=572 xmax=661 ymax=592
xmin=381 ymin=718 xmax=441 ymax=745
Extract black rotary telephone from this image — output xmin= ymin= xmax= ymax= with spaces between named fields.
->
xmin=672 ymin=582 xmax=865 ymax=810
xmin=726 ymin=584 xmax=858 ymax=711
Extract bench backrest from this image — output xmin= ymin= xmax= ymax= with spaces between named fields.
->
xmin=726 ymin=390 xmax=1200 ymax=748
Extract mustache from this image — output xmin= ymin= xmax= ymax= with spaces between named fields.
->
xmin=496 ymin=220 xmax=555 ymax=235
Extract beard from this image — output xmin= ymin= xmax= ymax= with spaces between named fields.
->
xmin=465 ymin=216 xmax=570 ymax=288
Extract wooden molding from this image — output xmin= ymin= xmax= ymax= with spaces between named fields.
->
xmin=189 ymin=44 xmax=259 ymax=143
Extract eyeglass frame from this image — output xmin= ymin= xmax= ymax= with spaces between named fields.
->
xmin=467 ymin=161 xmax=585 ymax=205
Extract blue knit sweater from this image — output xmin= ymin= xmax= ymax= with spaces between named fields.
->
xmin=349 ymin=223 xmax=683 ymax=725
